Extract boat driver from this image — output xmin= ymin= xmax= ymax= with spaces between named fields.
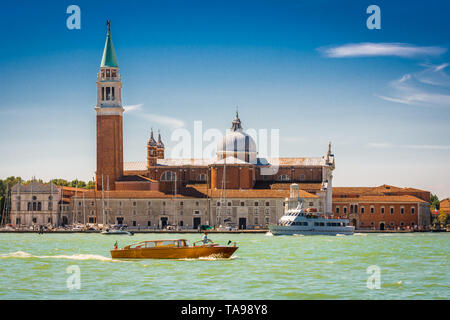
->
xmin=202 ymin=232 xmax=212 ymax=245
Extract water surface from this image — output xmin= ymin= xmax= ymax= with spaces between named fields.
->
xmin=0 ymin=233 xmax=448 ymax=299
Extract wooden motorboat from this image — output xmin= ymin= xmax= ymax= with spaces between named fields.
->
xmin=110 ymin=239 xmax=238 ymax=259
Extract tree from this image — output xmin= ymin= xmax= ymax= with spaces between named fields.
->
xmin=430 ymin=194 xmax=440 ymax=210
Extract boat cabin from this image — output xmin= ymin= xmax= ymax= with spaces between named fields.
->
xmin=123 ymin=239 xmax=189 ymax=249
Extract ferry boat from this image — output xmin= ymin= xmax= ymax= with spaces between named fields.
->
xmin=268 ymin=203 xmax=354 ymax=236
xmin=110 ymin=239 xmax=238 ymax=259
xmin=101 ymin=226 xmax=134 ymax=236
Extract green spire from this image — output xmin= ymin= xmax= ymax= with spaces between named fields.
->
xmin=100 ymin=20 xmax=118 ymax=68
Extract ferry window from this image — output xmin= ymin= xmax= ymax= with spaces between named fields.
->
xmin=146 ymin=242 xmax=155 ymax=248
xmin=320 ymin=222 xmax=325 ymax=226
xmin=314 ymin=222 xmax=319 ymax=226
xmin=327 ymin=223 xmax=331 ymax=226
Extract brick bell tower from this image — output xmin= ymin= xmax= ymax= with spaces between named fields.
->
xmin=95 ymin=20 xmax=123 ymax=191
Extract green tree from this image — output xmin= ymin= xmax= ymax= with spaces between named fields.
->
xmin=430 ymin=193 xmax=440 ymax=210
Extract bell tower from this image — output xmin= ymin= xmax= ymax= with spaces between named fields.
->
xmin=95 ymin=20 xmax=124 ymax=191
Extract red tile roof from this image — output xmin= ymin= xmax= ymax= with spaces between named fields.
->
xmin=332 ymin=195 xmax=427 ymax=203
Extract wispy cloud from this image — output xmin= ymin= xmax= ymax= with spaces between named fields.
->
xmin=139 ymin=113 xmax=185 ymax=129
xmin=376 ymin=63 xmax=450 ymax=107
xmin=123 ymin=104 xmax=185 ymax=129
xmin=123 ymin=104 xmax=143 ymax=113
xmin=367 ymin=142 xmax=450 ymax=150
xmin=320 ymin=43 xmax=446 ymax=58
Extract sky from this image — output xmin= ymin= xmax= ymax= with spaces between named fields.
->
xmin=0 ymin=0 xmax=449 ymax=198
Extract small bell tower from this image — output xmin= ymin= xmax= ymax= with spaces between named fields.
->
xmin=147 ymin=128 xmax=158 ymax=168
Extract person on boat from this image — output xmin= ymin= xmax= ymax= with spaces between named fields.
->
xmin=113 ymin=241 xmax=118 ymax=250
xmin=201 ymin=232 xmax=212 ymax=245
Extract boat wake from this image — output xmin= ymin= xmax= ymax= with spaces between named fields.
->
xmin=0 ymin=251 xmax=119 ymax=262
xmin=353 ymin=233 xmax=367 ymax=236
xmin=265 ymin=232 xmax=273 ymax=236
xmin=178 ymin=255 xmax=238 ymax=261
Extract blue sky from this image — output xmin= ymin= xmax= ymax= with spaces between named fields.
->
xmin=1 ymin=0 xmax=450 ymax=198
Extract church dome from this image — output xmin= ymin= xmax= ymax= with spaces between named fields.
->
xmin=216 ymin=112 xmax=257 ymax=162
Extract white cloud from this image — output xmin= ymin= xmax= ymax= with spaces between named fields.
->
xmin=123 ymin=103 xmax=185 ymax=129
xmin=123 ymin=104 xmax=143 ymax=112
xmin=320 ymin=43 xmax=446 ymax=58
xmin=376 ymin=63 xmax=450 ymax=107
xmin=139 ymin=113 xmax=185 ymax=129
xmin=367 ymin=142 xmax=450 ymax=150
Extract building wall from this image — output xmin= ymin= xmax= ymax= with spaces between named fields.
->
xmin=10 ymin=190 xmax=63 ymax=226
xmin=332 ymin=202 xmax=426 ymax=229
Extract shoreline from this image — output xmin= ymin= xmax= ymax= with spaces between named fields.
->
xmin=0 ymin=229 xmax=446 ymax=234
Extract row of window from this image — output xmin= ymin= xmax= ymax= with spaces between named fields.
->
xmin=361 ymin=221 xmax=415 ymax=227
xmin=335 ymin=206 xmax=415 ymax=215
xmin=217 ymin=201 xmax=273 ymax=207
xmin=216 ymin=208 xmax=271 ymax=215
xmin=160 ymin=171 xmax=207 ymax=182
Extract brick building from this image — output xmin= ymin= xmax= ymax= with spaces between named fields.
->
xmin=332 ymin=185 xmax=431 ymax=230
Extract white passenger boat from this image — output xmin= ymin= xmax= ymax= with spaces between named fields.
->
xmin=269 ymin=203 xmax=354 ymax=236
xmin=101 ymin=226 xmax=134 ymax=236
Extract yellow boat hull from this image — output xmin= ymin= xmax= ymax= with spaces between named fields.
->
xmin=110 ymin=245 xmax=238 ymax=259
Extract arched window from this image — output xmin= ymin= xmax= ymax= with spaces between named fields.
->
xmin=197 ymin=173 xmax=207 ymax=182
xmin=161 ymin=171 xmax=176 ymax=181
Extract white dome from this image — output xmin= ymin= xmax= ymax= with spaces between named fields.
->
xmin=216 ymin=130 xmax=257 ymax=154
xmin=216 ymin=112 xmax=257 ymax=162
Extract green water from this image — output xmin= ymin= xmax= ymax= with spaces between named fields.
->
xmin=0 ymin=232 xmax=448 ymax=299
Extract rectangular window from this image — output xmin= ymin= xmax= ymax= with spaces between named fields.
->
xmin=401 ymin=207 xmax=405 ymax=214
xmin=266 ymin=202 xmax=270 ymax=207
xmin=111 ymin=87 xmax=115 ymax=100
xmin=381 ymin=207 xmax=385 ymax=214
xmin=147 ymin=221 xmax=151 ymax=226
xmin=106 ymin=87 xmax=110 ymax=100
xmin=411 ymin=207 xmax=415 ymax=214
xmin=361 ymin=207 xmax=365 ymax=214
xmin=336 ymin=207 xmax=340 ymax=214
xmin=241 ymin=202 xmax=245 ymax=207
xmin=254 ymin=202 xmax=259 ymax=206
xmin=390 ymin=207 xmax=394 ymax=214
xmin=132 ymin=201 xmax=137 ymax=207
xmin=102 ymin=87 xmax=105 ymax=100
xmin=132 ymin=221 xmax=136 ymax=227
xmin=370 ymin=207 xmax=374 ymax=214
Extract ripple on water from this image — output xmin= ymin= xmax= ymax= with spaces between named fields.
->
xmin=0 ymin=232 xmax=449 ymax=299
